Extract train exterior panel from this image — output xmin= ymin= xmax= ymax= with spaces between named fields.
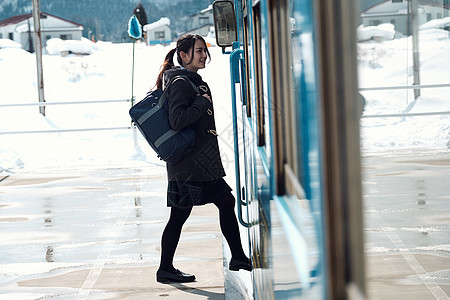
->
xmin=213 ymin=0 xmax=365 ymax=299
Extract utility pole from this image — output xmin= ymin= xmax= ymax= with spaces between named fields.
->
xmin=32 ymin=0 xmax=46 ymax=116
xmin=411 ymin=0 xmax=420 ymax=99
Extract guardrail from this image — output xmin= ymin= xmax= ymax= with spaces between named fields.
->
xmin=0 ymin=127 xmax=132 ymax=135
xmin=0 ymin=99 xmax=133 ymax=135
xmin=360 ymin=83 xmax=450 ymax=119
xmin=0 ymin=99 xmax=130 ymax=108
xmin=362 ymin=111 xmax=450 ymax=118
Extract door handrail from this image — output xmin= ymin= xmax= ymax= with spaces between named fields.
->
xmin=230 ymin=48 xmax=250 ymax=228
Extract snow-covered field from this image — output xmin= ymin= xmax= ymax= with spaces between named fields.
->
xmin=0 ymin=38 xmax=232 ymax=172
xmin=0 ymin=25 xmax=449 ymax=173
xmin=358 ymin=25 xmax=450 ymax=153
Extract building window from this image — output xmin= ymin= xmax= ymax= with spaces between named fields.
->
xmin=390 ymin=19 xmax=395 ymax=25
xmin=60 ymin=34 xmax=72 ymax=40
xmin=199 ymin=16 xmax=210 ymax=26
xmin=46 ymin=35 xmax=51 ymax=41
xmin=0 ymin=33 xmax=2 ymax=38
xmin=369 ymin=20 xmax=381 ymax=26
xmin=392 ymin=0 xmax=403 ymax=2
xmin=9 ymin=32 xmax=13 ymax=40
xmin=427 ymin=13 xmax=432 ymax=21
xmin=437 ymin=13 xmax=442 ymax=19
xmin=155 ymin=31 xmax=165 ymax=39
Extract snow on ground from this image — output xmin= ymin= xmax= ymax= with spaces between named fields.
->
xmin=0 ymin=39 xmax=22 ymax=49
xmin=0 ymin=40 xmax=231 ymax=172
xmin=358 ymin=26 xmax=450 ymax=153
xmin=0 ymin=28 xmax=449 ymax=172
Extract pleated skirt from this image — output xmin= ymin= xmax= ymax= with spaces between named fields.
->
xmin=167 ymin=178 xmax=232 ymax=208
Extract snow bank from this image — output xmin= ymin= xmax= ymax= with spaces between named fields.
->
xmin=357 ymin=23 xmax=395 ymax=41
xmin=46 ymin=37 xmax=98 ymax=56
xmin=0 ymin=38 xmax=21 ymax=49
xmin=420 ymin=16 xmax=450 ymax=30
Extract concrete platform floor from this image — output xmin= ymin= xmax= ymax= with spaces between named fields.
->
xmin=362 ymin=152 xmax=450 ymax=300
xmin=0 ymin=165 xmax=226 ymax=299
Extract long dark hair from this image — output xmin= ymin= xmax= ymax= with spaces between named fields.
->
xmin=155 ymin=34 xmax=211 ymax=90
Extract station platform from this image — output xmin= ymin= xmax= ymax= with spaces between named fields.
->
xmin=2 ymin=149 xmax=448 ymax=300
xmin=0 ymin=164 xmax=245 ymax=299
xmin=362 ymin=152 xmax=450 ymax=300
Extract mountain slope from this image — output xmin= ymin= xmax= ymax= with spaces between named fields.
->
xmin=0 ymin=0 xmax=215 ymax=41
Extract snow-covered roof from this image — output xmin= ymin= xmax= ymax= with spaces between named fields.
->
xmin=143 ymin=17 xmax=170 ymax=31
xmin=0 ymin=12 xmax=83 ymax=28
xmin=190 ymin=5 xmax=213 ymax=17
xmin=362 ymin=0 xmax=450 ymax=14
xmin=200 ymin=5 xmax=213 ymax=14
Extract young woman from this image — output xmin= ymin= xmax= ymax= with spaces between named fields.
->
xmin=155 ymin=34 xmax=252 ymax=283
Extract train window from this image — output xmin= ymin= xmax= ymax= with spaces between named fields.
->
xmin=252 ymin=2 xmax=265 ymax=147
xmin=243 ymin=13 xmax=252 ymax=117
xmin=284 ymin=1 xmax=310 ymax=197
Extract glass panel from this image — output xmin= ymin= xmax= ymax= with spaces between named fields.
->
xmin=253 ymin=3 xmax=266 ymax=146
xmin=358 ymin=1 xmax=450 ymax=299
xmin=243 ymin=14 xmax=252 ymax=117
xmin=282 ymin=0 xmax=326 ymax=298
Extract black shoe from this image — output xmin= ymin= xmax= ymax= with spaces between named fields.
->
xmin=229 ymin=257 xmax=252 ymax=271
xmin=156 ymin=268 xmax=196 ymax=283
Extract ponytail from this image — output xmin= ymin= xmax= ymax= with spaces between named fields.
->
xmin=156 ymin=48 xmax=176 ymax=90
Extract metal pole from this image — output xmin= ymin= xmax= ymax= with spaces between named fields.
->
xmin=32 ymin=0 xmax=46 ymax=116
xmin=411 ymin=0 xmax=421 ymax=99
xmin=131 ymin=40 xmax=136 ymax=106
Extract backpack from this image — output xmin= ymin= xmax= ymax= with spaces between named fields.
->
xmin=129 ymin=75 xmax=198 ymax=164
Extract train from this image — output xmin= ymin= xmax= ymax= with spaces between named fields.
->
xmin=212 ymin=0 xmax=365 ymax=299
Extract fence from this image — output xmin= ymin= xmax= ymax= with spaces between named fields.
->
xmin=359 ymin=83 xmax=450 ymax=119
xmin=0 ymin=99 xmax=133 ymax=135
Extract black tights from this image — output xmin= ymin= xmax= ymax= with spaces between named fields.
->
xmin=159 ymin=193 xmax=247 ymax=272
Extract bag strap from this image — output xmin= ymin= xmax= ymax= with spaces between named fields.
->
xmin=172 ymin=75 xmax=201 ymax=94
xmin=157 ymin=75 xmax=201 ymax=107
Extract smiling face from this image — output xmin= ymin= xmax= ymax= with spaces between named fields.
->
xmin=180 ymin=39 xmax=208 ymax=73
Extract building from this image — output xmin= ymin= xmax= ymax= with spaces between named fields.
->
xmin=144 ymin=17 xmax=171 ymax=45
xmin=0 ymin=12 xmax=83 ymax=52
xmin=361 ymin=0 xmax=450 ymax=36
xmin=185 ymin=5 xmax=214 ymax=36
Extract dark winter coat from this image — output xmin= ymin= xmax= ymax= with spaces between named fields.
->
xmin=164 ymin=67 xmax=226 ymax=181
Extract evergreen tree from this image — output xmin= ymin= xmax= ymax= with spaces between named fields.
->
xmin=0 ymin=0 xmax=216 ymax=42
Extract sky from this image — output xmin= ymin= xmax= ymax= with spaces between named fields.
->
xmin=0 ymin=22 xmax=449 ymax=173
